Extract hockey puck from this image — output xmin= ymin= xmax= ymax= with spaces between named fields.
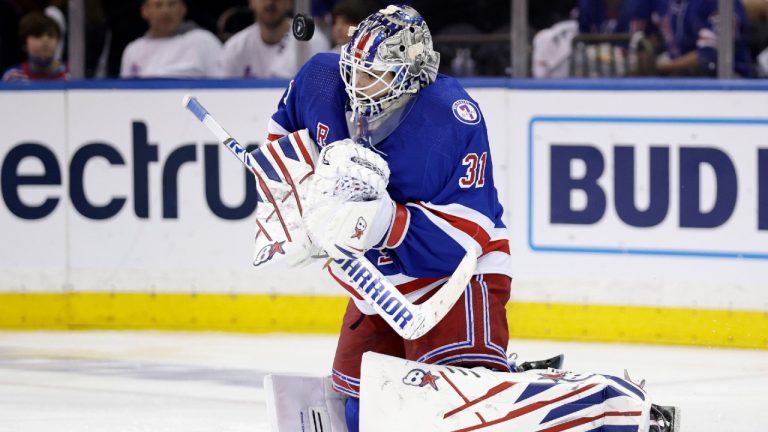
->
xmin=292 ymin=14 xmax=315 ymax=41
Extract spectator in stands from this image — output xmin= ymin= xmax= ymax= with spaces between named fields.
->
xmin=656 ymin=0 xmax=754 ymax=77
xmin=530 ymin=0 xmax=577 ymax=33
xmin=328 ymin=0 xmax=380 ymax=51
xmin=120 ymin=0 xmax=222 ymax=78
xmin=741 ymin=0 xmax=768 ymax=76
xmin=533 ymin=0 xmax=663 ymax=78
xmin=570 ymin=0 xmax=667 ymax=76
xmin=220 ymin=0 xmax=329 ymax=78
xmin=309 ymin=0 xmax=341 ymax=41
xmin=578 ymin=0 xmax=665 ymax=35
xmin=2 ymin=12 xmax=67 ymax=82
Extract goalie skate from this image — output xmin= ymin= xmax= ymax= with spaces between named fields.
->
xmin=650 ymin=404 xmax=680 ymax=432
xmin=508 ymin=352 xmax=565 ymax=372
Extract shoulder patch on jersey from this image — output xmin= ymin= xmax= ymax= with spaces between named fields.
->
xmin=452 ymin=99 xmax=481 ymax=125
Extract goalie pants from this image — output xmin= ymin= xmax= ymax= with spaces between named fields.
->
xmin=331 ymin=274 xmax=511 ymax=398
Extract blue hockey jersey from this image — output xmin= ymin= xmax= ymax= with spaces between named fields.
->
xmin=267 ymin=53 xmax=512 ymax=300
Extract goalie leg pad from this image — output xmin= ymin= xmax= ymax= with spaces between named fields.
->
xmin=359 ymin=352 xmax=655 ymax=432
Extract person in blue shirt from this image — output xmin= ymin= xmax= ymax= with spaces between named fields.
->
xmin=265 ymin=4 xmax=513 ymax=431
xmin=2 ymin=12 xmax=68 ymax=82
xmin=573 ymin=0 xmax=668 ymax=76
xmin=656 ymin=0 xmax=753 ymax=76
xmin=578 ymin=0 xmax=667 ymax=35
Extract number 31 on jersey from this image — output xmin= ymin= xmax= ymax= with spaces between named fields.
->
xmin=459 ymin=152 xmax=487 ymax=188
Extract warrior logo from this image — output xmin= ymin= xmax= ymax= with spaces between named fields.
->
xmin=351 ymin=217 xmax=367 ymax=239
xmin=538 ymin=370 xmax=566 ymax=381
xmin=253 ymin=241 xmax=286 ymax=266
xmin=403 ymin=368 xmax=440 ymax=391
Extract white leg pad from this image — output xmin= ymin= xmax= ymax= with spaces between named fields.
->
xmin=264 ymin=374 xmax=348 ymax=432
xmin=360 ymin=352 xmax=654 ymax=432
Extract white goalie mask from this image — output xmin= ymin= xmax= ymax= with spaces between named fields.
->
xmin=339 ymin=5 xmax=440 ymax=120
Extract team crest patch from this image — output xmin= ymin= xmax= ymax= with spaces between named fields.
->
xmin=452 ymin=99 xmax=481 ymax=125
xmin=537 ymin=370 xmax=596 ymax=383
xmin=351 ymin=217 xmax=367 ymax=239
xmin=403 ymin=368 xmax=440 ymax=390
xmin=253 ymin=241 xmax=286 ymax=266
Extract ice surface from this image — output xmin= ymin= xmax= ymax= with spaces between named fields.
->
xmin=0 ymin=331 xmax=766 ymax=431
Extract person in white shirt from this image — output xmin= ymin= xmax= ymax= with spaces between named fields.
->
xmin=220 ymin=0 xmax=329 ymax=79
xmin=120 ymin=0 xmax=222 ymax=78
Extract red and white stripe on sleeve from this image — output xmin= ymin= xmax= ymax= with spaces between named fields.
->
xmin=266 ymin=118 xmax=290 ymax=142
xmin=409 ymin=201 xmax=513 ymax=277
xmin=383 ymin=202 xmax=410 ymax=248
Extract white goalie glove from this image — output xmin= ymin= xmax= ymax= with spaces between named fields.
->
xmin=304 ymin=139 xmax=395 ymax=259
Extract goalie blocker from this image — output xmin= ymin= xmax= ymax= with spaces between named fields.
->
xmin=247 ymin=129 xmax=319 ymax=267
xmin=265 ymin=352 xmax=679 ymax=432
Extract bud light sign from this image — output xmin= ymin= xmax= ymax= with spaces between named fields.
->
xmin=528 ymin=116 xmax=768 ymax=259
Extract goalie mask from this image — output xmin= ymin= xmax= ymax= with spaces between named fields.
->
xmin=339 ymin=5 xmax=440 ymax=120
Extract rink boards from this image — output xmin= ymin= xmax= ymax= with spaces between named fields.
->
xmin=0 ymin=79 xmax=766 ymax=349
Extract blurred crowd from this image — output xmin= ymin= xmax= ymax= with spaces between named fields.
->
xmin=1 ymin=0 xmax=767 ymax=82
xmin=533 ymin=0 xmax=768 ymax=78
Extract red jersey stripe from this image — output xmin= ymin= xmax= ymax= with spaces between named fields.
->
xmin=414 ymin=203 xmax=510 ymax=256
xmin=385 ymin=203 xmax=410 ymax=248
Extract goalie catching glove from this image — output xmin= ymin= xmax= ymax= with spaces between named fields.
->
xmin=304 ymin=139 xmax=395 ymax=260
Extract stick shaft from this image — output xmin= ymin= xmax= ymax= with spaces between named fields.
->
xmin=184 ymin=96 xmax=257 ymax=170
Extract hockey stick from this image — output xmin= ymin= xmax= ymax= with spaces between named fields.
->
xmin=182 ymin=95 xmax=477 ymax=340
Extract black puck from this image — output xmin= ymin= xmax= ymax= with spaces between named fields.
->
xmin=292 ymin=14 xmax=315 ymax=41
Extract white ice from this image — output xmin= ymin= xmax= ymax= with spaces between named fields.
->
xmin=0 ymin=331 xmax=766 ymax=431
